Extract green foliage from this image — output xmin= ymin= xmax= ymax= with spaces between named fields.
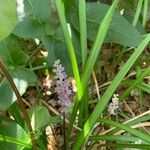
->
xmin=42 ymin=27 xmax=81 ymax=74
xmin=0 ymin=116 xmax=32 ymax=149
xmin=0 ymin=36 xmax=29 ymax=68
xmin=0 ymin=36 xmax=37 ymax=109
xmin=0 ymin=0 xmax=150 ymax=149
xmin=13 ymin=0 xmax=51 ymax=39
xmin=70 ymin=2 xmax=143 ymax=47
xmin=28 ymin=106 xmax=51 ymax=132
xmin=0 ymin=0 xmax=18 ymax=41
xmin=74 ymin=34 xmax=150 ymax=149
xmin=0 ymin=67 xmax=37 ymax=110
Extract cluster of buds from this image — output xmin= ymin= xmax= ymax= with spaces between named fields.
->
xmin=53 ymin=60 xmax=72 ymax=112
xmin=108 ymin=94 xmax=119 ymax=115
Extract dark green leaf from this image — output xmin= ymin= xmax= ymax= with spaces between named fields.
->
xmin=70 ymin=3 xmax=143 ymax=47
xmin=42 ymin=27 xmax=81 ymax=74
xmin=27 ymin=106 xmax=51 ymax=132
xmin=13 ymin=0 xmax=52 ymax=39
xmin=0 ymin=36 xmax=29 ymax=68
xmin=24 ymin=0 xmax=51 ymax=23
xmin=13 ymin=18 xmax=45 ymax=39
xmin=0 ymin=67 xmax=37 ymax=110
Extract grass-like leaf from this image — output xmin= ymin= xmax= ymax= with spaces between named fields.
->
xmin=81 ymin=0 xmax=119 ymax=92
xmin=0 ymin=135 xmax=32 ymax=149
xmin=98 ymin=143 xmax=150 ymax=149
xmin=132 ymin=0 xmax=144 ymax=26
xmin=120 ymin=66 xmax=150 ymax=100
xmin=79 ymin=0 xmax=87 ymax=68
xmin=67 ymin=0 xmax=119 ymax=142
xmin=74 ymin=33 xmax=150 ymax=149
xmin=98 ymin=118 xmax=150 ymax=143
xmin=142 ymin=0 xmax=148 ymax=27
xmin=55 ymin=0 xmax=83 ymax=100
xmin=89 ymin=135 xmax=148 ymax=143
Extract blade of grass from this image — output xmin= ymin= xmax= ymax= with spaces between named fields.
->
xmin=0 ymin=135 xmax=32 ymax=149
xmin=81 ymin=0 xmax=119 ymax=92
xmin=132 ymin=0 xmax=144 ymax=26
xmin=79 ymin=0 xmax=88 ymax=126
xmin=67 ymin=0 xmax=119 ymax=142
xmin=74 ymin=34 xmax=150 ymax=149
xmin=98 ymin=118 xmax=150 ymax=143
xmin=88 ymin=135 xmax=148 ymax=150
xmin=102 ymin=114 xmax=150 ymax=135
xmin=79 ymin=0 xmax=87 ymax=68
xmin=120 ymin=66 xmax=150 ymax=100
xmin=99 ymin=143 xmax=150 ymax=149
xmin=89 ymin=135 xmax=148 ymax=143
xmin=137 ymin=82 xmax=150 ymax=94
xmin=55 ymin=0 xmax=83 ymax=100
xmin=142 ymin=0 xmax=148 ymax=27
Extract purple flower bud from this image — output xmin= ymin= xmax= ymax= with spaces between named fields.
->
xmin=53 ymin=60 xmax=72 ymax=112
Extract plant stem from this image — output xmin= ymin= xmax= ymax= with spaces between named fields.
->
xmin=0 ymin=59 xmax=36 ymax=150
xmin=132 ymin=0 xmax=144 ymax=26
xmin=63 ymin=112 xmax=66 ymax=150
xmin=142 ymin=0 xmax=148 ymax=27
xmin=55 ymin=0 xmax=83 ymax=101
xmin=79 ymin=0 xmax=87 ymax=68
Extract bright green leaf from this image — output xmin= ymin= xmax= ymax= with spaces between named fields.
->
xmin=0 ymin=119 xmax=31 ymax=149
xmin=27 ymin=106 xmax=51 ymax=132
xmin=0 ymin=0 xmax=18 ymax=41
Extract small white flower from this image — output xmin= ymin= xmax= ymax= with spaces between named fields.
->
xmin=16 ymin=0 xmax=25 ymax=21
xmin=134 ymin=140 xmax=142 ymax=144
xmin=120 ymin=9 xmax=124 ymax=15
xmin=34 ymin=38 xmax=40 ymax=45
xmin=108 ymin=94 xmax=119 ymax=115
xmin=123 ymin=140 xmax=142 ymax=150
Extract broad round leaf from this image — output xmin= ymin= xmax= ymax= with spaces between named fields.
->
xmin=28 ymin=106 xmax=51 ymax=132
xmin=0 ymin=119 xmax=31 ymax=149
xmin=0 ymin=0 xmax=18 ymax=41
xmin=0 ymin=68 xmax=37 ymax=110
xmin=0 ymin=36 xmax=29 ymax=68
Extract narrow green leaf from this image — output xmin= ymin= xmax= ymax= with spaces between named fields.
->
xmin=81 ymin=0 xmax=119 ymax=92
xmin=55 ymin=0 xmax=83 ymax=100
xmin=105 ymin=115 xmax=150 ymax=135
xmin=99 ymin=143 xmax=150 ymax=149
xmin=79 ymin=0 xmax=87 ymax=67
xmin=120 ymin=66 xmax=150 ymax=100
xmin=89 ymin=135 xmax=148 ymax=144
xmin=137 ymin=82 xmax=150 ymax=94
xmin=74 ymin=34 xmax=150 ymax=149
xmin=99 ymin=118 xmax=150 ymax=143
xmin=0 ymin=135 xmax=32 ymax=149
xmin=68 ymin=0 xmax=120 ymax=142
xmin=132 ymin=0 xmax=144 ymax=26
xmin=142 ymin=0 xmax=148 ymax=27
